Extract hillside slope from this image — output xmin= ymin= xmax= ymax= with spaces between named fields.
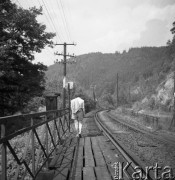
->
xmin=46 ymin=46 xmax=173 ymax=110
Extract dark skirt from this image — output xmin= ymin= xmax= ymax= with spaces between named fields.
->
xmin=75 ymin=108 xmax=84 ymax=122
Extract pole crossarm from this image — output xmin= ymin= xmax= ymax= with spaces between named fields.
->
xmin=55 ymin=43 xmax=76 ymax=46
xmin=55 ymin=52 xmax=75 ymax=58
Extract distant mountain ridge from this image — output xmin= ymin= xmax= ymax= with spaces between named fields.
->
xmin=45 ymin=46 xmax=174 ymax=112
xmin=46 ymin=46 xmax=169 ymax=93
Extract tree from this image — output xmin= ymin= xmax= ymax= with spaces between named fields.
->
xmin=0 ymin=1 xmax=55 ymax=116
xmin=167 ymin=21 xmax=175 ymax=59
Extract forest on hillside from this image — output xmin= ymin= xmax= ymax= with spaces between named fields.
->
xmin=46 ymin=45 xmax=173 ymax=111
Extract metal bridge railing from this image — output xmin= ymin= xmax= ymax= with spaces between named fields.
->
xmin=0 ymin=108 xmax=71 ymax=179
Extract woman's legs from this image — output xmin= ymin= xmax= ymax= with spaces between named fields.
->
xmin=74 ymin=120 xmax=82 ymax=136
xmin=78 ymin=121 xmax=82 ymax=134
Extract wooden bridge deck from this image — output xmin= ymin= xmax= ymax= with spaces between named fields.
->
xmin=72 ymin=111 xmax=121 ymax=180
xmin=36 ymin=131 xmax=78 ymax=180
xmin=74 ymin=136 xmax=115 ymax=180
xmin=37 ymin=111 xmax=120 ymax=180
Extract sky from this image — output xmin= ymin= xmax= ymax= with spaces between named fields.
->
xmin=15 ymin=0 xmax=175 ymax=66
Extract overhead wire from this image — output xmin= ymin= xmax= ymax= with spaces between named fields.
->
xmin=16 ymin=0 xmax=22 ymax=7
xmin=41 ymin=0 xmax=62 ymax=42
xmin=37 ymin=0 xmax=72 ymax=43
xmin=44 ymin=0 xmax=66 ymax=43
xmin=66 ymin=0 xmax=74 ymax=44
xmin=48 ymin=0 xmax=67 ymax=42
xmin=60 ymin=0 xmax=72 ymax=42
xmin=56 ymin=0 xmax=68 ymax=41
xmin=12 ymin=0 xmax=74 ymax=64
xmin=67 ymin=0 xmax=72 ymax=19
xmin=34 ymin=0 xmax=62 ymax=64
xmin=28 ymin=0 xmax=58 ymax=63
xmin=36 ymin=0 xmax=57 ymax=35
xmin=11 ymin=0 xmax=71 ymax=44
xmin=55 ymin=0 xmax=68 ymax=42
xmin=12 ymin=0 xmax=58 ymax=44
xmin=66 ymin=0 xmax=73 ymax=30
xmin=58 ymin=0 xmax=72 ymax=42
xmin=9 ymin=0 xmax=57 ymax=64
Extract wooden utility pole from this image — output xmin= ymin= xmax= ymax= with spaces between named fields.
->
xmin=116 ymin=73 xmax=119 ymax=107
xmin=90 ymin=85 xmax=96 ymax=108
xmin=93 ymin=86 xmax=96 ymax=108
xmin=55 ymin=42 xmax=76 ymax=109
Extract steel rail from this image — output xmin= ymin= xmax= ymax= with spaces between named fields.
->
xmin=94 ymin=110 xmax=154 ymax=180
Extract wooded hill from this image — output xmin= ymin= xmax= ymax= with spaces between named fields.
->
xmin=46 ymin=46 xmax=172 ymax=109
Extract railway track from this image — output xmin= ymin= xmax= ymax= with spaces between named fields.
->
xmin=106 ymin=110 xmax=175 ymax=147
xmin=94 ymin=110 xmax=155 ymax=180
xmin=71 ymin=109 xmax=175 ymax=179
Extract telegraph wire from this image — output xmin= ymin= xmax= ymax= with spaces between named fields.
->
xmin=60 ymin=0 xmax=72 ymax=41
xmin=55 ymin=0 xmax=68 ymax=42
xmin=12 ymin=0 xmax=58 ymax=43
xmin=12 ymin=0 xmax=74 ymax=64
xmin=48 ymin=0 xmax=67 ymax=42
xmin=36 ymin=0 xmax=57 ymax=35
xmin=59 ymin=0 xmax=72 ymax=42
xmin=35 ymin=0 xmax=64 ymax=63
xmin=9 ymin=0 xmax=57 ymax=64
xmin=66 ymin=0 xmax=73 ymax=29
xmin=55 ymin=0 xmax=69 ymax=42
xmin=16 ymin=0 xmax=22 ymax=7
xmin=44 ymin=0 xmax=66 ymax=42
xmin=67 ymin=0 xmax=72 ymax=18
xmin=41 ymin=0 xmax=62 ymax=42
xmin=12 ymin=0 xmax=69 ymax=44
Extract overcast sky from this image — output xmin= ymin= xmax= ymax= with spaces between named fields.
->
xmin=17 ymin=0 xmax=175 ymax=66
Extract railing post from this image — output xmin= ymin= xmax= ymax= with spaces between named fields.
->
xmin=31 ymin=118 xmax=35 ymax=176
xmin=53 ymin=113 xmax=56 ymax=156
xmin=45 ymin=115 xmax=49 ymax=168
xmin=1 ymin=123 xmax=7 ymax=180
